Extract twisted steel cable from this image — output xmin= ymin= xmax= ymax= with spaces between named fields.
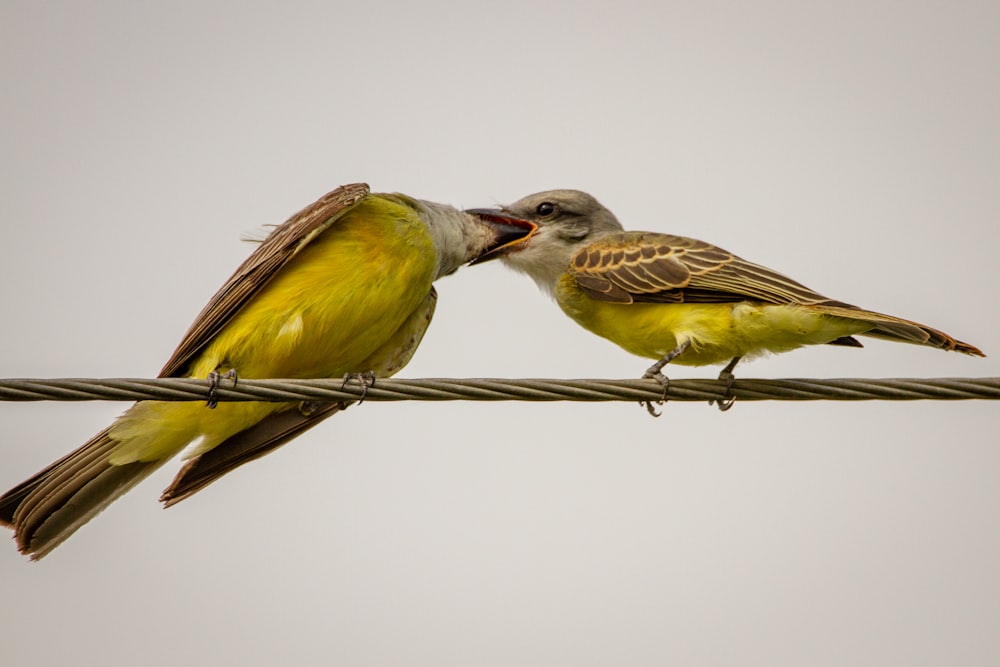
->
xmin=0 ymin=376 xmax=997 ymax=404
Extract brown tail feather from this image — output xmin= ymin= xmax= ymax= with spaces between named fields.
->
xmin=813 ymin=303 xmax=985 ymax=357
xmin=2 ymin=402 xmax=350 ymax=558
xmin=0 ymin=428 xmax=164 ymax=560
xmin=160 ymin=401 xmax=348 ymax=507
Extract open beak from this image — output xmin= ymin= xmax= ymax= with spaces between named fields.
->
xmin=466 ymin=208 xmax=538 ymax=265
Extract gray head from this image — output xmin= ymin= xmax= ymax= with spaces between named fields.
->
xmin=503 ymin=189 xmax=623 ymax=238
xmin=467 ymin=189 xmax=624 ymax=295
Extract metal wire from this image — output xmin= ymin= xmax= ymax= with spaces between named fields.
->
xmin=0 ymin=376 xmax=997 ymax=403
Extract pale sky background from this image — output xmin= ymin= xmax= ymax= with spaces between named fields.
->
xmin=2 ymin=2 xmax=998 ymax=665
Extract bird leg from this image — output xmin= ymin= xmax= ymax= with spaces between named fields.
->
xmin=206 ymin=368 xmax=238 ymax=409
xmin=641 ymin=340 xmax=692 ymax=417
xmin=709 ymin=356 xmax=741 ymax=412
xmin=341 ymin=371 xmax=377 ymax=405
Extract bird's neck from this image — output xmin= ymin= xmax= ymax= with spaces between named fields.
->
xmin=414 ymin=198 xmax=497 ymax=279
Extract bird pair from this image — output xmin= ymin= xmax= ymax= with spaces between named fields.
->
xmin=0 ymin=183 xmax=982 ymax=559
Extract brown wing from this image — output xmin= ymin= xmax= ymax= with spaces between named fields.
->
xmin=569 ymin=231 xmax=848 ymax=307
xmin=158 ymin=183 xmax=371 ymax=378
xmin=569 ymin=232 xmax=984 ymax=355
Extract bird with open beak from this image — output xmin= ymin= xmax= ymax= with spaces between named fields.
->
xmin=466 ymin=189 xmax=983 ymax=414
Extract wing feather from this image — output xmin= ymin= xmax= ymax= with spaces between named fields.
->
xmin=158 ymin=183 xmax=370 ymax=378
xmin=566 ymin=231 xmax=984 ymax=356
xmin=568 ymin=231 xmax=836 ymax=306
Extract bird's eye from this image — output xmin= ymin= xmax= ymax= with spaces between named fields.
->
xmin=536 ymin=202 xmax=556 ymax=217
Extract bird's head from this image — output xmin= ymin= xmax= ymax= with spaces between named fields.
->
xmin=466 ymin=190 xmax=623 ymax=293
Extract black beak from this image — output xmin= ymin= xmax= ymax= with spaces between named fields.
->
xmin=465 ymin=209 xmax=537 ymax=265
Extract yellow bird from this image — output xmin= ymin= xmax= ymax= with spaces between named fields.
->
xmin=468 ymin=189 xmax=983 ymax=411
xmin=0 ymin=183 xmax=535 ymax=558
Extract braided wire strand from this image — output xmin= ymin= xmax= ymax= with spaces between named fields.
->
xmin=0 ymin=377 xmax=998 ymax=403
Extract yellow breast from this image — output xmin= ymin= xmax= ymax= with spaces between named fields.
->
xmin=190 ymin=196 xmax=438 ymax=380
xmin=110 ymin=197 xmax=440 ymax=463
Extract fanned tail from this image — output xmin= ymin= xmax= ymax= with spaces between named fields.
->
xmin=0 ymin=428 xmax=165 ymax=560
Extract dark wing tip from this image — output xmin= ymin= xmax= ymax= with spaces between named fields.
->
xmin=955 ymin=341 xmax=986 ymax=357
xmin=826 ymin=335 xmax=864 ymax=348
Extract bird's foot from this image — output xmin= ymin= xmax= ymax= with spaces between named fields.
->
xmin=341 ymin=371 xmax=377 ymax=405
xmin=641 ymin=368 xmax=669 ymax=417
xmin=638 ymin=341 xmax=691 ymax=418
xmin=206 ymin=368 xmax=238 ymax=409
xmin=708 ymin=356 xmax=741 ymax=412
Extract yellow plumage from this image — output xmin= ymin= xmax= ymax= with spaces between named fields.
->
xmin=109 ymin=196 xmax=438 ymax=464
xmin=0 ymin=184 xmax=536 ymax=558
xmin=559 ymin=275 xmax=872 ymax=366
xmin=469 ymin=189 xmax=982 ymax=392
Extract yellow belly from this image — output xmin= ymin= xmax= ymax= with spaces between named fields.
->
xmin=557 ymin=276 xmax=871 ymax=366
